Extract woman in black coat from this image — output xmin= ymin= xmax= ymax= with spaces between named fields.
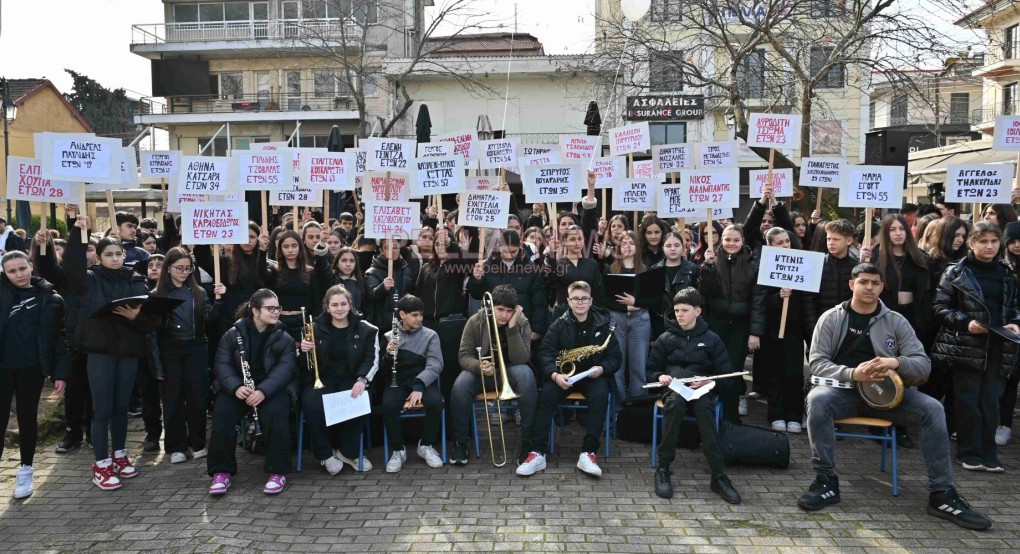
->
xmin=416 ymin=229 xmax=469 ymax=330
xmin=649 ymin=231 xmax=700 ymax=339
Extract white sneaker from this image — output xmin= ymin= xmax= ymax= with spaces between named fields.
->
xmin=515 ymin=451 xmax=546 ymax=476
xmin=577 ymin=452 xmax=603 ymax=477
xmin=995 ymin=426 xmax=1012 ymax=446
xmin=14 ymin=465 xmax=33 ymax=499
xmin=771 ymin=420 xmax=787 ymax=432
xmin=746 ymin=391 xmax=761 ymax=399
xmin=738 ymin=396 xmax=749 ymax=416
xmin=335 ymin=450 xmax=373 ymax=472
xmin=416 ymin=442 xmax=444 ymax=468
xmin=191 ymin=448 xmax=208 ymax=460
xmin=787 ymin=421 xmax=802 ymax=434
xmin=320 ymin=456 xmax=344 ymax=476
xmin=385 ymin=449 xmax=407 ymax=473
xmin=170 ymin=452 xmax=187 ymax=464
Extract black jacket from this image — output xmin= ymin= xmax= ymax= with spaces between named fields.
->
xmin=215 ymin=318 xmax=298 ymax=402
xmin=647 ymin=317 xmax=732 ymax=382
xmin=751 ymin=285 xmax=818 ymax=339
xmin=468 ymin=251 xmax=549 ymax=334
xmin=698 ymin=246 xmax=764 ymax=330
xmin=932 ymin=258 xmax=1020 ymax=376
xmin=304 ymin=312 xmax=379 ymax=386
xmin=364 ymin=254 xmax=414 ymax=331
xmin=0 ymin=276 xmax=69 ymax=380
xmin=537 ymin=305 xmax=622 ymax=380
xmin=544 ymin=256 xmax=603 ymax=307
xmin=32 ymin=234 xmax=82 ymax=348
xmin=818 ymin=252 xmax=859 ymax=313
xmin=153 ymin=284 xmax=219 ymax=343
xmin=872 ymin=245 xmax=932 ymax=339
xmin=650 ymin=258 xmax=701 ymax=338
xmin=743 ymin=201 xmax=797 ymax=251
xmin=416 ymin=256 xmax=469 ymax=323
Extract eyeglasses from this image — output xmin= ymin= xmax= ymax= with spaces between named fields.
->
xmin=261 ymin=306 xmax=282 ymax=314
xmin=568 ymin=297 xmax=592 ymax=304
xmin=170 ymin=265 xmax=194 ymax=274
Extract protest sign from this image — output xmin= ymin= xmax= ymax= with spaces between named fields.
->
xmin=479 ymin=138 xmax=519 ymax=170
xmin=838 ymin=165 xmax=905 ymax=209
xmin=181 ymin=202 xmax=249 ymax=245
xmin=363 ymin=202 xmax=417 ymax=240
xmin=6 ymin=157 xmax=73 ymax=202
xmin=250 ymin=142 xmax=291 ymax=151
xmin=231 ymin=151 xmax=289 ymax=191
xmin=945 ymin=164 xmax=1014 ymax=203
xmin=749 ymin=168 xmax=794 ymax=198
xmin=591 ymin=157 xmax=624 ymax=188
xmin=437 ymin=130 xmax=477 ymax=161
xmin=410 ymin=156 xmax=466 ymax=197
xmin=608 ymin=122 xmax=650 ymax=156
xmin=756 ymin=245 xmax=825 ymax=293
xmin=348 ymin=148 xmax=368 ymax=174
xmin=993 ymin=116 xmax=1020 ymax=151
xmin=468 ymin=176 xmax=499 ymax=191
xmin=179 ymin=156 xmax=232 ymax=194
xmin=365 ymin=138 xmax=415 ymax=171
xmin=519 ymin=152 xmax=561 ymax=167
xmin=668 ymin=206 xmax=733 ymax=223
xmin=140 ymin=150 xmax=181 ymax=178
xmin=458 ymin=190 xmax=511 ymax=229
xmin=613 ymin=180 xmax=657 ymax=211
xmin=560 ymin=135 xmax=599 ymax=163
xmin=522 ymin=164 xmax=583 ymax=203
xmin=39 ymin=133 xmax=122 ymax=185
xmin=655 ymin=183 xmax=688 ymax=218
xmin=746 ymin=113 xmax=803 ymax=148
xmin=300 ymin=152 xmax=354 ymax=191
xmin=362 ymin=171 xmax=410 ymax=202
xmin=696 ymin=141 xmax=736 ymax=168
xmin=801 ymin=157 xmax=844 ymax=188
xmin=521 ymin=144 xmax=556 ymax=156
xmin=652 ymin=144 xmax=695 ymax=172
xmin=167 ymin=176 xmax=205 ymax=213
xmin=270 ymin=186 xmax=319 ymax=207
xmin=417 ymin=143 xmax=453 ymax=158
xmin=117 ymin=147 xmax=140 ymax=190
xmin=633 ymin=160 xmax=664 ymax=183
xmin=677 ymin=168 xmax=741 ymax=209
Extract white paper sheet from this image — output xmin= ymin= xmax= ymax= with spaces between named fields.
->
xmin=668 ymin=378 xmax=716 ymax=401
xmin=567 ymin=367 xmax=598 ymax=385
xmin=323 ymin=390 xmax=371 ymax=426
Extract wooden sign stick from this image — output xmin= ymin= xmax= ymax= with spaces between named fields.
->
xmin=261 ymin=191 xmax=269 ymax=232
xmin=324 ymin=191 xmax=330 ymax=224
xmin=601 ymin=189 xmax=607 ymax=221
xmin=161 ymin=178 xmax=167 ymax=211
xmin=213 ymin=244 xmax=222 ymax=299
xmin=105 ymin=189 xmax=116 ymax=229
xmin=778 ymin=296 xmax=790 ymax=339
xmin=292 ymin=206 xmax=299 ymax=232
xmin=706 ymin=208 xmax=714 ymax=253
xmin=767 ymin=147 xmax=776 ymax=211
xmin=386 ymin=171 xmax=394 ymax=282
xmin=40 ymin=206 xmax=48 ymax=255
xmin=864 ymin=207 xmax=874 ymax=249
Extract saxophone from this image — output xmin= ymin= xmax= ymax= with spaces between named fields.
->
xmin=555 ymin=323 xmax=616 ymax=377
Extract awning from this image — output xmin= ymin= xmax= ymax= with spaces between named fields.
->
xmin=908 ymin=139 xmax=1017 ymax=185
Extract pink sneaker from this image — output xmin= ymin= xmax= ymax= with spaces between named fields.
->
xmin=112 ymin=450 xmax=138 ymax=479
xmin=209 ymin=473 xmax=231 ymax=496
xmin=263 ymin=474 xmax=286 ymax=495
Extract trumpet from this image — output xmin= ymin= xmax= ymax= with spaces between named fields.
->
xmin=302 ymin=307 xmax=324 ymax=389
xmin=477 ymin=292 xmax=519 ymax=467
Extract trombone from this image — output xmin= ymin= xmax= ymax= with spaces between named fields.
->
xmin=302 ymin=307 xmax=324 ymax=389
xmin=476 ymin=292 xmax=519 ymax=467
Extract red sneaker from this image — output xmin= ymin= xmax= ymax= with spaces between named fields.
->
xmin=92 ymin=460 xmax=123 ymax=491
xmin=112 ymin=450 xmax=138 ymax=479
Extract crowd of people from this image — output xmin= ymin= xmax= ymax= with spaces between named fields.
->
xmin=0 ymin=171 xmax=1015 ymax=531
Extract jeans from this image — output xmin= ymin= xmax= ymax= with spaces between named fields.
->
xmin=62 ymin=349 xmax=92 ymax=443
xmin=954 ymin=369 xmax=1007 ymax=466
xmin=611 ymin=309 xmax=651 ymax=408
xmin=87 ymin=353 xmax=138 ymax=462
xmin=531 ymin=375 xmax=611 ymax=455
xmin=301 ymin=379 xmax=366 ymax=461
xmin=656 ymin=391 xmax=724 ymax=474
xmin=382 ymin=383 xmax=444 ymax=451
xmin=806 ymin=385 xmax=953 ymax=492
xmin=207 ymin=390 xmax=292 ymax=476
xmin=0 ymin=365 xmax=45 ymax=466
xmin=450 ymin=365 xmax=537 ymax=446
xmin=158 ymin=341 xmax=209 ymax=453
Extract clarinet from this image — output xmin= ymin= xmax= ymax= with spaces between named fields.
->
xmin=390 ymin=292 xmax=400 ymax=388
xmin=236 ymin=334 xmax=263 ymax=437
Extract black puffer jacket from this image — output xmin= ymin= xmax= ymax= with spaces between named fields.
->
xmin=750 ymin=285 xmax=818 ymax=339
xmin=817 ymin=252 xmax=859 ymax=313
xmin=650 ymin=258 xmax=700 ymax=338
xmin=0 ymin=275 xmax=69 ymax=380
xmin=467 ymin=251 xmax=549 ymax=334
xmin=698 ymin=246 xmax=765 ymax=330
xmin=743 ymin=200 xmax=797 ymax=251
xmin=304 ymin=312 xmax=379 ymax=387
xmin=32 ymin=231 xmax=82 ymax=348
xmin=215 ymin=318 xmax=298 ymax=402
xmin=647 ymin=316 xmax=732 ymax=382
xmin=416 ymin=255 xmax=470 ymax=323
xmin=932 ymin=257 xmax=1020 ymax=376
xmin=537 ymin=305 xmax=622 ymax=381
xmin=872 ymin=245 xmax=932 ymax=340
xmin=364 ymin=254 xmax=414 ymax=333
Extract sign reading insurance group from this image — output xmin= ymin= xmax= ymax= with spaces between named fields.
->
xmin=625 ymin=95 xmax=705 ymax=121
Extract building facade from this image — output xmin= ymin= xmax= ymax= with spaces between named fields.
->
xmin=959 ymin=2 xmax=1020 ymax=137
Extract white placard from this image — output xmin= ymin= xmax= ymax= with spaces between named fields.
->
xmin=592 ymin=157 xmax=625 ymax=188
xmin=232 ymin=151 xmax=290 ymax=191
xmin=270 ymin=185 xmax=319 ymax=208
xmin=117 ymin=147 xmax=140 ymax=190
xmin=633 ymin=160 xmax=664 ymax=183
xmin=749 ymin=168 xmax=794 ymax=198
xmin=519 ymin=152 xmax=561 ymax=167
xmin=410 ymin=156 xmax=466 ymax=197
xmin=838 ymin=165 xmax=905 ymax=209
xmin=608 ymin=122 xmax=651 ymax=156
xmin=140 ymin=150 xmax=182 ymax=178
xmin=417 ymin=143 xmax=453 ymax=158
xmin=468 ymin=176 xmax=500 ymax=192
xmin=437 ymin=130 xmax=477 ymax=161
xmin=6 ymin=157 xmax=74 ymax=202
xmin=300 ymin=152 xmax=354 ymax=191
xmin=362 ymin=171 xmax=410 ymax=202
xmin=613 ymin=180 xmax=657 ymax=211
xmin=697 ymin=141 xmax=737 ymax=168
xmin=993 ymin=116 xmax=1020 ymax=151
xmin=365 ymin=138 xmax=415 ymax=172
xmin=521 ymin=143 xmax=555 ymax=156
xmin=560 ymin=135 xmax=599 ymax=163
xmin=945 ymin=164 xmax=1015 ymax=203
xmin=39 ymin=133 xmax=122 ymax=185
xmin=801 ymin=157 xmax=844 ymax=189
xmin=652 ymin=144 xmax=695 ymax=172
xmin=167 ymin=176 xmax=205 ymax=213
xmin=479 ymin=138 xmax=519 ymax=170
xmin=458 ymin=191 xmax=512 ymax=229
xmin=655 ymin=183 xmax=689 ymax=218
xmin=363 ymin=201 xmax=417 ymax=240
xmin=180 ymin=202 xmax=249 ymax=245
xmin=250 ymin=142 xmax=291 ymax=151
xmin=756 ymin=245 xmax=825 ymax=293
xmin=677 ymin=168 xmax=741 ymax=209
xmin=668 ymin=207 xmax=733 ymax=223
xmin=747 ymin=113 xmax=803 ymax=148
xmin=522 ymin=164 xmax=583 ymax=203
xmin=348 ymin=148 xmax=368 ymax=174
xmin=179 ymin=156 xmax=233 ymax=194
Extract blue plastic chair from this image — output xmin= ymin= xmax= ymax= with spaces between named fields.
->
xmin=296 ymin=408 xmax=368 ymax=473
xmin=834 ymin=416 xmax=899 ymax=496
xmin=650 ymin=397 xmax=723 ymax=468
xmin=470 ymin=391 xmax=521 ymax=459
xmin=548 ymin=392 xmax=613 ymax=458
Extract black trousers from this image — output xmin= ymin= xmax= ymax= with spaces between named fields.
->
xmin=207 ymin=390 xmax=292 ymax=476
xmin=656 ymin=390 xmax=724 ymax=474
xmin=531 ymin=375 xmax=610 ymax=456
xmin=63 ymin=349 xmax=92 ymax=442
xmin=706 ymin=317 xmax=747 ymax=423
xmin=0 ymin=365 xmax=45 ymax=466
xmin=158 ymin=341 xmax=209 ymax=453
xmin=382 ymin=383 xmax=443 ymax=451
xmin=954 ymin=369 xmax=1007 ymax=466
xmin=135 ymin=356 xmax=162 ymax=439
xmin=302 ymin=379 xmax=366 ymax=461
xmin=760 ymin=333 xmax=806 ymax=423
xmin=1000 ymin=370 xmax=1020 ymax=428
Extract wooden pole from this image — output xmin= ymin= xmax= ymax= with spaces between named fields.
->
xmin=40 ymin=206 xmax=47 ymax=255
xmin=292 ymin=206 xmax=299 ymax=232
xmin=213 ymin=244 xmax=222 ymax=299
xmin=105 ymin=189 xmax=116 ymax=230
xmin=629 ymin=152 xmax=637 ymax=229
xmin=601 ymin=188 xmax=607 ymax=221
xmin=864 ymin=207 xmax=874 ymax=248
xmin=76 ymin=189 xmax=88 ymax=244
xmin=767 ymin=148 xmax=776 ymax=211
xmin=324 ymin=190 xmax=330 ymax=224
xmin=706 ymin=208 xmax=714 ymax=253
xmin=161 ymin=178 xmax=167 ymax=212
xmin=778 ymin=296 xmax=790 ymax=339
xmin=261 ymin=191 xmax=269 ymax=232
xmin=387 ymin=238 xmax=394 ymax=281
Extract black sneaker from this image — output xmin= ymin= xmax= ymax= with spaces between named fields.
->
xmin=798 ymin=474 xmax=840 ymax=511
xmin=710 ymin=474 xmax=741 ymax=504
xmin=127 ymin=405 xmax=143 ymax=417
xmin=654 ymin=467 xmax=673 ymax=499
xmin=928 ymin=488 xmax=992 ymax=530
xmin=142 ymin=433 xmax=161 ymax=452
xmin=897 ymin=427 xmax=915 ymax=449
xmin=55 ymin=431 xmax=81 ymax=453
xmin=450 ymin=442 xmax=468 ymax=465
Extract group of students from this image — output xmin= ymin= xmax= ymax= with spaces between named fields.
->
xmin=0 ymin=174 xmax=1015 ymax=531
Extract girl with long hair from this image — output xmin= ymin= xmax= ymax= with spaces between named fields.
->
xmin=649 ymin=231 xmax=700 ymax=338
xmin=317 ymin=246 xmax=368 ymax=314
xmin=639 ymin=217 xmax=670 ymax=268
xmin=601 ymin=231 xmax=655 ymax=405
xmin=868 ymin=214 xmax=931 ymax=336
xmin=545 ymin=224 xmax=603 ymax=321
xmin=266 ymin=230 xmax=320 ymax=342
xmin=417 ymin=228 xmax=469 ymax=330
xmin=692 ymin=221 xmax=724 ymax=265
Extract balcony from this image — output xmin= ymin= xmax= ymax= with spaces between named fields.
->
xmin=972 ymin=50 xmax=1020 ymax=79
xmin=134 ymin=92 xmax=360 ymax=126
xmin=970 ymin=104 xmax=1019 ymax=132
xmin=130 ymin=19 xmax=363 ymax=58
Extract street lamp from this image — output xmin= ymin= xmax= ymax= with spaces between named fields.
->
xmin=2 ymin=78 xmax=16 ymax=222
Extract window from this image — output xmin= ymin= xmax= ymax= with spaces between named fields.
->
xmin=298 ymin=135 xmax=331 ymax=148
xmin=949 ymin=92 xmax=969 ymax=124
xmin=1006 ymin=25 xmax=1020 ymax=59
xmin=352 ymin=1 xmax=379 ymax=24
xmin=650 ymin=0 xmax=683 ymax=22
xmin=219 ymin=73 xmax=243 ymax=100
xmin=199 ymin=137 xmax=229 ymax=157
xmin=174 ymin=4 xmax=198 ymax=22
xmin=890 ymin=94 xmax=908 ymax=125
xmin=314 ymin=70 xmax=338 ymax=97
xmin=363 ymin=74 xmax=378 ymax=97
xmin=1005 ymin=83 xmax=1018 ymax=115
xmin=287 ymin=71 xmax=303 ymax=109
xmin=224 ymin=2 xmax=250 ymax=21
xmin=810 ymin=46 xmax=844 ymax=89
xmin=650 ymin=122 xmax=686 ymax=146
xmin=302 ymin=0 xmax=340 ymax=18
xmin=737 ymin=49 xmax=766 ymax=98
xmin=810 ymin=0 xmax=846 ymax=18
xmin=649 ymin=50 xmax=684 ymax=92
xmin=199 ymin=3 xmax=224 ymax=22
xmin=869 ymin=100 xmax=876 ymax=130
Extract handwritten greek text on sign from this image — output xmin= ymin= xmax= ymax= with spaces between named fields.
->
xmin=40 ymin=133 xmax=122 ymax=185
xmin=363 ymin=202 xmax=417 ymax=240
xmin=608 ymin=122 xmax=650 ymax=156
xmin=362 ymin=172 xmax=410 ymax=203
xmin=437 ymin=131 xmax=477 ymax=161
xmin=232 ymin=151 xmax=289 ymax=191
xmin=652 ymin=144 xmax=694 ymax=172
xmin=468 ymin=176 xmax=499 ymax=192
xmin=993 ymin=116 xmax=1020 ymax=151
xmin=140 ymin=151 xmax=182 ymax=178
xmin=509 ymin=152 xmax=562 ymax=177
xmin=410 ymin=156 xmax=466 ymax=197
xmin=366 ymin=138 xmax=415 ymax=171
xmin=633 ymin=160 xmax=664 ymax=183
xmin=756 ymin=245 xmax=825 ymax=293
xmin=458 ymin=191 xmax=511 ymax=230
xmin=6 ymin=157 xmax=73 ymax=202
xmin=838 ymin=165 xmax=905 ymax=209
xmin=346 ymin=148 xmax=367 ymax=174
xmin=560 ymin=135 xmax=599 ymax=162
xmin=300 ymin=152 xmax=354 ymax=191
xmin=479 ymin=138 xmax=519 ymax=170
xmin=521 ymin=144 xmax=555 ymax=156
xmin=678 ymin=168 xmax=741 ymax=209
xmin=270 ymin=185 xmax=319 ymax=208
xmin=417 ymin=143 xmax=453 ymax=158
xmin=746 ymin=113 xmax=802 ymax=148
xmin=523 ymin=164 xmax=582 ymax=202
xmin=613 ymin=180 xmax=657 ymax=211
xmin=945 ymin=164 xmax=1014 ymax=203
xmin=180 ymin=156 xmax=232 ymax=194
xmin=696 ymin=142 xmax=736 ymax=168
xmin=669 ymin=207 xmax=733 ymax=223
xmin=655 ymin=184 xmax=688 ymax=218
xmin=592 ymin=157 xmax=624 ymax=188
xmin=801 ymin=157 xmax=844 ymax=188
xmin=749 ymin=168 xmax=793 ymax=198
xmin=181 ymin=202 xmax=249 ymax=245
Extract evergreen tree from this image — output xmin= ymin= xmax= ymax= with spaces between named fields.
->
xmin=63 ymin=69 xmax=135 ymax=142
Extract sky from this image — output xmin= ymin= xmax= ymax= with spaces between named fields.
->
xmin=0 ymin=0 xmax=594 ymax=99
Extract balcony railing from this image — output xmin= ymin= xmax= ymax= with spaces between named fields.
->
xmin=972 ymin=104 xmax=1020 ymax=124
xmin=131 ymin=19 xmax=363 ymax=46
xmin=140 ymin=92 xmax=356 ymax=116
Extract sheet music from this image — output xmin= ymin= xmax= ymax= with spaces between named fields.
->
xmin=323 ymin=390 xmax=371 ymax=426
xmin=668 ymin=378 xmax=715 ymax=401
xmin=567 ymin=367 xmax=598 ymax=385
